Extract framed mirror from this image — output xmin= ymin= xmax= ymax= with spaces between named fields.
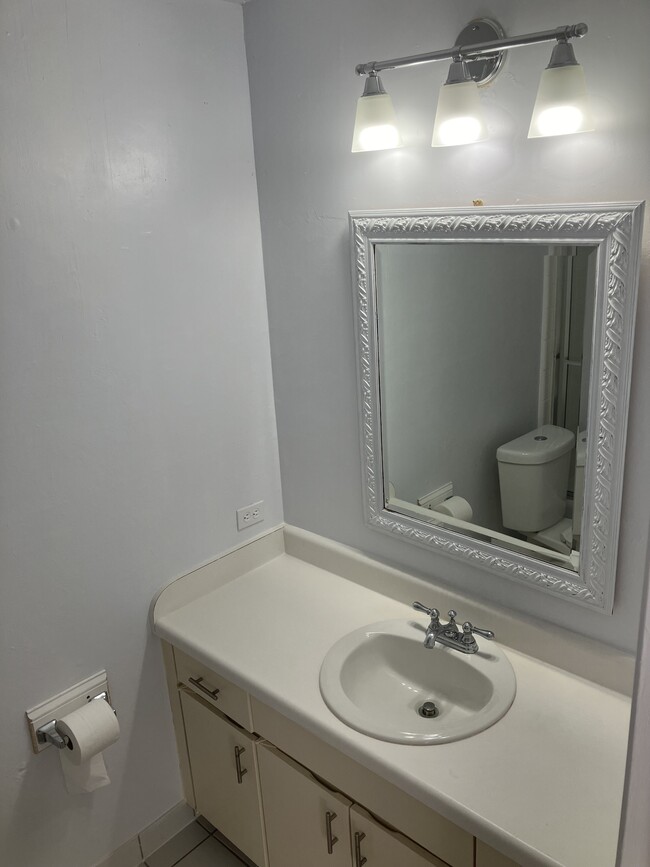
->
xmin=350 ymin=203 xmax=644 ymax=612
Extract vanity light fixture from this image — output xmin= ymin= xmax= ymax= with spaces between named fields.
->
xmin=353 ymin=19 xmax=591 ymax=151
xmin=528 ymin=38 xmax=593 ymax=138
xmin=351 ymin=71 xmax=402 ymax=152
xmin=431 ymin=58 xmax=488 ymax=147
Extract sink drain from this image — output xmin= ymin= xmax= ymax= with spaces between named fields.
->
xmin=418 ymin=701 xmax=440 ymax=719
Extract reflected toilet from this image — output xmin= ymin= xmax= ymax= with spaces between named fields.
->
xmin=496 ymin=425 xmax=576 ymax=555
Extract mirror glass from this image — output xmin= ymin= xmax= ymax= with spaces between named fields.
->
xmin=377 ymin=241 xmax=597 ymax=573
xmin=351 ymin=204 xmax=644 ymax=611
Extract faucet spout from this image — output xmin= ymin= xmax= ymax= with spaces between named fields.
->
xmin=423 ymin=630 xmax=437 ymax=649
xmin=413 ymin=603 xmax=441 ymax=650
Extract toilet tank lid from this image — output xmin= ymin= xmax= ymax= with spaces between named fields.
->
xmin=497 ymin=425 xmax=575 ymax=465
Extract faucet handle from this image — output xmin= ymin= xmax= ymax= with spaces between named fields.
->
xmin=442 ymin=609 xmax=459 ymax=635
xmin=413 ymin=602 xmax=440 ymax=623
xmin=462 ymin=621 xmax=495 ymax=641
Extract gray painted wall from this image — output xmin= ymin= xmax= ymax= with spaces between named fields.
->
xmin=0 ymin=2 xmax=281 ymax=865
xmin=244 ymin=0 xmax=650 ymax=651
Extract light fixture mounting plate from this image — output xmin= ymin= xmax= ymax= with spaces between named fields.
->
xmin=456 ymin=18 xmax=505 ymax=86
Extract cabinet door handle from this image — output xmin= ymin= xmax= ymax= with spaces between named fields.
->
xmin=354 ymin=831 xmax=367 ymax=866
xmin=354 ymin=831 xmax=368 ymax=867
xmin=325 ymin=811 xmax=338 ymax=854
xmin=188 ymin=676 xmax=220 ymax=700
xmin=234 ymin=745 xmax=248 ymax=784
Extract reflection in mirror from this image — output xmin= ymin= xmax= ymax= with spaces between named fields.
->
xmin=377 ymin=242 xmax=597 ymax=572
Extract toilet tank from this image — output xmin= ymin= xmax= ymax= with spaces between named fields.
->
xmin=497 ymin=425 xmax=575 ymax=533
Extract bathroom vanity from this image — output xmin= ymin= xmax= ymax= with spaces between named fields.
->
xmin=152 ymin=526 xmax=632 ymax=867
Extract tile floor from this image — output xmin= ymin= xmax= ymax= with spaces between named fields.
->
xmin=140 ymin=819 xmax=247 ymax=867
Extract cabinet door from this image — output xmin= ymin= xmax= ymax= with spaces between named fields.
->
xmin=180 ymin=690 xmax=267 ymax=866
xmin=350 ymin=805 xmax=449 ymax=867
xmin=258 ymin=743 xmax=352 ymax=867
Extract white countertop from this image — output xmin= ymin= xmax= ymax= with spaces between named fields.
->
xmin=153 ymin=549 xmax=630 ymax=867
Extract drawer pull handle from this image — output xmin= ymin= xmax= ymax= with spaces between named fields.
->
xmin=325 ymin=811 xmax=338 ymax=854
xmin=234 ymin=745 xmax=248 ymax=784
xmin=188 ymin=676 xmax=220 ymax=700
xmin=354 ymin=831 xmax=367 ymax=867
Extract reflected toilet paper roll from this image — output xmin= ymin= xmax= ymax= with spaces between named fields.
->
xmin=432 ymin=496 xmax=473 ymax=522
xmin=57 ymin=699 xmax=120 ymax=794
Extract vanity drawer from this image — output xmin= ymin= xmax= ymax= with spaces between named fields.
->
xmin=174 ymin=647 xmax=253 ymax=731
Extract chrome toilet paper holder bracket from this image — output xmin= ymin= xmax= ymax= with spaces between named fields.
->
xmin=37 ymin=719 xmax=68 ymax=750
xmin=35 ymin=691 xmax=109 ymax=749
xmin=26 ymin=672 xmax=112 ymax=755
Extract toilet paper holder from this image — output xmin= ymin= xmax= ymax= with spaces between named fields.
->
xmin=36 ymin=692 xmax=110 ymax=750
xmin=25 ymin=672 xmax=114 ymax=754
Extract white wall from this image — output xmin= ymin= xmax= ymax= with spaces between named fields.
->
xmin=378 ymin=243 xmax=544 ymax=529
xmin=618 ymin=530 xmax=650 ymax=864
xmin=244 ymin=0 xmax=650 ymax=651
xmin=0 ymin=2 xmax=282 ymax=865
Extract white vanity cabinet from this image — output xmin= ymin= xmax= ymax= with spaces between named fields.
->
xmin=258 ymin=744 xmax=352 ymax=867
xmin=250 ymin=696 xmax=475 ymax=867
xmin=258 ymin=744 xmax=450 ymax=867
xmin=165 ymin=642 xmax=520 ymax=867
xmin=155 ymin=528 xmax=632 ymax=867
xmin=180 ymin=689 xmax=267 ymax=867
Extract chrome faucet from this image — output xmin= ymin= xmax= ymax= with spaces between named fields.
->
xmin=413 ymin=602 xmax=495 ymax=654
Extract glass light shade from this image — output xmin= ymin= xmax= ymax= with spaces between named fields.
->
xmin=528 ymin=65 xmax=594 ymax=138
xmin=431 ymin=80 xmax=488 ymax=147
xmin=351 ymin=93 xmax=402 ymax=153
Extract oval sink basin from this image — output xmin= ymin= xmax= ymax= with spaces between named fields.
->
xmin=319 ymin=619 xmax=516 ymax=744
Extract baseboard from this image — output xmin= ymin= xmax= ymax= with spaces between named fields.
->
xmin=94 ymin=801 xmax=195 ymax=867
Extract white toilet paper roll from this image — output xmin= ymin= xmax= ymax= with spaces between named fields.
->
xmin=432 ymin=496 xmax=473 ymax=522
xmin=57 ymin=699 xmax=120 ymax=794
xmin=58 ymin=698 xmax=120 ymax=764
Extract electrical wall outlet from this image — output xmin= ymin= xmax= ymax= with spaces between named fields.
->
xmin=236 ymin=500 xmax=265 ymax=531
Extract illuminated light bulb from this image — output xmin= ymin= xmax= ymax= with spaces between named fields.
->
xmin=536 ymin=106 xmax=584 ymax=137
xmin=528 ymin=41 xmax=593 ymax=138
xmin=352 ymin=74 xmax=403 ymax=153
xmin=358 ymin=123 xmax=401 ymax=151
xmin=432 ymin=61 xmax=488 ymax=148
xmin=437 ymin=116 xmax=483 ymax=146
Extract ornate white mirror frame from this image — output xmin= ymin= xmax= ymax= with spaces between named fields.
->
xmin=350 ymin=203 xmax=644 ymax=612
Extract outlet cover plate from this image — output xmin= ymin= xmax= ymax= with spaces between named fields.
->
xmin=236 ymin=500 xmax=264 ymax=531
